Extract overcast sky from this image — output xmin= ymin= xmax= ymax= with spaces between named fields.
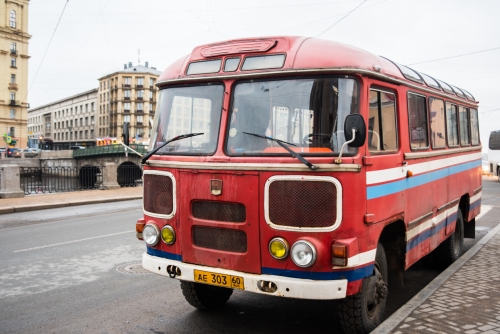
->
xmin=28 ymin=0 xmax=500 ymax=150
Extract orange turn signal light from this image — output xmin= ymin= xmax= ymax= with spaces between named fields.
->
xmin=332 ymin=244 xmax=347 ymax=258
xmin=407 ymin=170 xmax=413 ymax=177
xmin=136 ymin=220 xmax=146 ymax=233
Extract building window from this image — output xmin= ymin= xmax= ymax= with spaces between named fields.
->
xmin=137 ymin=115 xmax=143 ymax=125
xmin=150 ymin=78 xmax=155 ymax=87
xmin=10 ymin=127 xmax=15 ymax=137
xmin=137 ymin=102 xmax=143 ymax=111
xmin=11 ymin=58 xmax=16 ymax=67
xmin=124 ymin=115 xmax=130 ymax=122
xmin=137 ymin=77 xmax=144 ymax=87
xmin=11 ymin=42 xmax=16 ymax=54
xmin=124 ymin=77 xmax=131 ymax=87
xmin=124 ymin=90 xmax=130 ymax=99
xmin=85 ymin=117 xmax=89 ymax=125
xmin=10 ymin=92 xmax=15 ymax=101
xmin=91 ymin=116 xmax=95 ymax=125
xmin=11 ymin=74 xmax=16 ymax=83
xmin=137 ymin=90 xmax=144 ymax=99
xmin=10 ymin=109 xmax=15 ymax=119
xmin=124 ymin=102 xmax=130 ymax=111
xmin=10 ymin=10 xmax=16 ymax=28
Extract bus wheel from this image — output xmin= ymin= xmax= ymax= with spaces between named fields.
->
xmin=180 ymin=281 xmax=233 ymax=310
xmin=437 ymin=208 xmax=464 ymax=266
xmin=338 ymin=243 xmax=388 ymax=334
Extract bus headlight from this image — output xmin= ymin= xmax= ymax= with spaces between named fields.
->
xmin=161 ymin=225 xmax=176 ymax=245
xmin=291 ymin=240 xmax=317 ymax=268
xmin=143 ymin=224 xmax=160 ymax=246
xmin=269 ymin=237 xmax=289 ymax=259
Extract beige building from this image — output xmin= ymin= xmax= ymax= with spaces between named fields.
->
xmin=0 ymin=0 xmax=30 ymax=148
xmin=98 ymin=62 xmax=161 ymax=144
xmin=27 ymin=89 xmax=97 ymax=150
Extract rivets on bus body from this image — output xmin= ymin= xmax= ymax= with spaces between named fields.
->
xmin=373 ymin=65 xmax=382 ymax=72
xmin=407 ymin=170 xmax=413 ymax=177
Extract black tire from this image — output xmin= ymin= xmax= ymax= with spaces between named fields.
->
xmin=180 ymin=281 xmax=233 ymax=310
xmin=436 ymin=208 xmax=464 ymax=267
xmin=338 ymin=243 xmax=388 ymax=334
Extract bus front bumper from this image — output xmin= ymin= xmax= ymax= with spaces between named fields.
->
xmin=142 ymin=252 xmax=347 ymax=300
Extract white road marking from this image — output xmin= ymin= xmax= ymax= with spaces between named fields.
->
xmin=476 ymin=205 xmax=492 ymax=221
xmin=14 ymin=230 xmax=135 ymax=253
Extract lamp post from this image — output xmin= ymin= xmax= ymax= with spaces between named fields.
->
xmin=68 ymin=126 xmax=73 ymax=149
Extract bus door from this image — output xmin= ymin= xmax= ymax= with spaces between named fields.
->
xmin=365 ymin=87 xmax=405 ymax=225
xmin=178 ymin=170 xmax=262 ymax=274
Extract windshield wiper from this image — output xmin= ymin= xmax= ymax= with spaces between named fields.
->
xmin=243 ymin=132 xmax=318 ymax=170
xmin=141 ymin=132 xmax=204 ymax=164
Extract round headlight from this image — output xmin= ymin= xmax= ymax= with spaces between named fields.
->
xmin=161 ymin=225 xmax=176 ymax=245
xmin=291 ymin=240 xmax=317 ymax=268
xmin=143 ymin=224 xmax=160 ymax=246
xmin=269 ymin=237 xmax=289 ymax=259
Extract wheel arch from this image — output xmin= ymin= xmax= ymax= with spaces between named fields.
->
xmin=379 ymin=219 xmax=406 ymax=289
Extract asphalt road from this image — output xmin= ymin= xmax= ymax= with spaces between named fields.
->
xmin=0 ymin=176 xmax=498 ymax=334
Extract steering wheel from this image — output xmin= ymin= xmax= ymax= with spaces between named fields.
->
xmin=303 ymin=133 xmax=332 ymax=146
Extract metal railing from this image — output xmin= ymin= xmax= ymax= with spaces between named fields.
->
xmin=20 ymin=166 xmax=104 ymax=194
xmin=72 ymin=144 xmax=148 ymax=158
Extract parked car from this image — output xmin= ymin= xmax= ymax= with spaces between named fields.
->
xmin=21 ymin=148 xmax=38 ymax=158
xmin=6 ymin=148 xmax=21 ymax=158
xmin=70 ymin=146 xmax=86 ymax=150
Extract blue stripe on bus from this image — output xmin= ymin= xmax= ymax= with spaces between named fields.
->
xmin=470 ymin=198 xmax=481 ymax=211
xmin=406 ymin=212 xmax=457 ymax=252
xmin=262 ymin=264 xmax=374 ymax=282
xmin=147 ymin=247 xmax=183 ymax=261
xmin=367 ymin=160 xmax=481 ymax=200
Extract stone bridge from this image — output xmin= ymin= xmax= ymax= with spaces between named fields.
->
xmin=0 ymin=148 xmax=144 ymax=198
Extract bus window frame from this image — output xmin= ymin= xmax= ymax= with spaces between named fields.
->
xmin=428 ymin=96 xmax=447 ymax=150
xmin=470 ymin=108 xmax=480 ymax=146
xmin=367 ymin=86 xmax=399 ymax=155
xmin=445 ymin=102 xmax=460 ymax=149
xmin=240 ymin=53 xmax=287 ymax=71
xmin=458 ymin=105 xmax=471 ymax=147
xmin=407 ymin=91 xmax=430 ymax=151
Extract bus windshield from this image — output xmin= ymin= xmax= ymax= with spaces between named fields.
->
xmin=226 ymin=77 xmax=358 ymax=155
xmin=150 ymin=84 xmax=224 ymax=155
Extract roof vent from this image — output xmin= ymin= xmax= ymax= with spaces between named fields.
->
xmin=145 ymin=61 xmax=149 ymax=67
xmin=124 ymin=64 xmax=127 ymax=69
xmin=201 ymin=39 xmax=277 ymax=57
xmin=129 ymin=62 xmax=132 ymax=68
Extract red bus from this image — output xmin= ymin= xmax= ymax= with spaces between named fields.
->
xmin=136 ymin=36 xmax=481 ymax=333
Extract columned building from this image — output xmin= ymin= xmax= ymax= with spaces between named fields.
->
xmin=0 ymin=0 xmax=30 ymax=148
xmin=98 ymin=62 xmax=161 ymax=145
xmin=27 ymin=89 xmax=97 ymax=150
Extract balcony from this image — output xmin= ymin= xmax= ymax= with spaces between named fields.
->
xmin=136 ymin=122 xmax=143 ymax=126
xmin=124 ymin=97 xmax=130 ymax=100
xmin=124 ymin=109 xmax=130 ymax=113
xmin=10 ymin=49 xmax=17 ymax=55
xmin=137 ymin=96 xmax=143 ymax=100
xmin=9 ymin=100 xmax=19 ymax=106
xmin=136 ymin=109 xmax=143 ymax=113
xmin=9 ymin=83 xmax=18 ymax=91
xmin=122 ymin=84 xmax=130 ymax=88
xmin=135 ymin=85 xmax=143 ymax=89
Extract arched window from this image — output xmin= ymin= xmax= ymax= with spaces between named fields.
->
xmin=10 ymin=10 xmax=16 ymax=28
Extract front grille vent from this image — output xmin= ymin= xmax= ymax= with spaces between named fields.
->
xmin=193 ymin=226 xmax=247 ymax=253
xmin=192 ymin=201 xmax=246 ymax=222
xmin=268 ymin=180 xmax=337 ymax=228
xmin=143 ymin=173 xmax=173 ymax=216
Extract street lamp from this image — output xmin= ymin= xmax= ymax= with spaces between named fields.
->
xmin=68 ymin=126 xmax=73 ymax=149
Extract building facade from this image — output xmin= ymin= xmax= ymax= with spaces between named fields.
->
xmin=98 ymin=62 xmax=161 ymax=145
xmin=27 ymin=89 xmax=97 ymax=150
xmin=0 ymin=0 xmax=30 ymax=148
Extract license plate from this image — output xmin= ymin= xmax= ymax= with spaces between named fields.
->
xmin=194 ymin=270 xmax=244 ymax=290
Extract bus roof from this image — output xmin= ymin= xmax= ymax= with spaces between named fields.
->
xmin=159 ymin=36 xmax=476 ymax=103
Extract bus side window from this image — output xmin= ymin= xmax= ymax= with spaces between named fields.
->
xmin=470 ymin=108 xmax=480 ymax=146
xmin=408 ymin=93 xmax=428 ymax=149
xmin=429 ymin=97 xmax=446 ymax=149
xmin=445 ymin=103 xmax=459 ymax=147
xmin=459 ymin=106 xmax=470 ymax=146
xmin=368 ymin=89 xmax=397 ymax=153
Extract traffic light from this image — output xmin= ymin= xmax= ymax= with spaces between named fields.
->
xmin=122 ymin=122 xmax=130 ymax=146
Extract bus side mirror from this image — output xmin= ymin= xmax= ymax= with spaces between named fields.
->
xmin=344 ymin=114 xmax=366 ymax=147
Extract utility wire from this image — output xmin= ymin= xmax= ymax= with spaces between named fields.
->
xmin=408 ymin=46 xmax=500 ymax=66
xmin=27 ymin=0 xmax=69 ymax=98
xmin=316 ymin=0 xmax=367 ymax=37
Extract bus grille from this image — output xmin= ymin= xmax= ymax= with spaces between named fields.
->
xmin=192 ymin=201 xmax=246 ymax=222
xmin=268 ymin=180 xmax=337 ymax=228
xmin=143 ymin=174 xmax=173 ymax=216
xmin=193 ymin=226 xmax=247 ymax=253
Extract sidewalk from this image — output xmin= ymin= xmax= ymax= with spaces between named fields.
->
xmin=374 ymin=222 xmax=500 ymax=334
xmin=0 ymin=186 xmax=143 ymax=214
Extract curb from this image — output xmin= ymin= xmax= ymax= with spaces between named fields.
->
xmin=372 ymin=221 xmax=500 ymax=334
xmin=1 ymin=196 xmax=143 ymax=214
